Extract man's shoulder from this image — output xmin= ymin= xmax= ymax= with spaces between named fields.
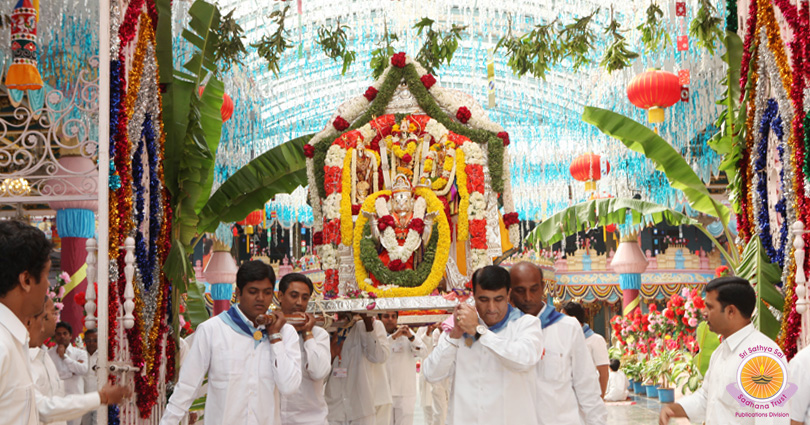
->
xmin=312 ymin=326 xmax=329 ymax=338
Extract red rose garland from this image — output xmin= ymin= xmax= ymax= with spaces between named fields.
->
xmin=503 ymin=212 xmax=519 ymax=227
xmin=364 ymin=86 xmax=378 ymax=101
xmin=408 ymin=218 xmax=425 ymax=234
xmin=378 ymin=215 xmax=396 ymax=231
xmin=391 ymin=52 xmax=407 ymax=68
xmin=313 ymin=231 xmax=324 ymax=246
xmin=421 ymin=74 xmax=436 ymax=89
xmin=456 ymin=106 xmax=471 ymax=123
xmin=497 ymin=131 xmax=510 ymax=146
xmin=333 ymin=116 xmax=350 ymax=131
xmin=303 ymin=144 xmax=315 ymax=158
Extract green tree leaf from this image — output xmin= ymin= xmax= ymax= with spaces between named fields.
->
xmin=695 ymin=321 xmax=720 ymax=376
xmin=737 ymin=235 xmax=784 ymax=340
xmin=197 ymin=135 xmax=311 ymax=233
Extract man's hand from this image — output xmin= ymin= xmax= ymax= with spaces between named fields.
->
xmin=392 ymin=326 xmax=412 ymax=340
xmin=56 ymin=344 xmax=66 ymax=359
xmin=300 ymin=313 xmax=316 ymax=333
xmin=98 ymin=384 xmax=131 ymax=405
xmin=268 ymin=311 xmax=286 ymax=335
xmin=359 ymin=313 xmax=375 ymax=332
xmin=427 ymin=322 xmax=441 ymax=335
xmin=449 ymin=306 xmax=466 ymax=339
xmin=455 ymin=303 xmax=479 ymax=335
xmin=659 ymin=403 xmax=686 ymax=425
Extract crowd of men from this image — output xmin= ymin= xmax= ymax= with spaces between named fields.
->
xmin=5 ymin=220 xmax=810 ymax=425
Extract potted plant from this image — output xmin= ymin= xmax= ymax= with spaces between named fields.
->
xmin=641 ymin=357 xmax=659 ymax=398
xmin=673 ymin=351 xmax=703 ymax=395
xmin=622 ymin=360 xmax=640 ymax=393
xmin=655 ymin=349 xmax=680 ymax=403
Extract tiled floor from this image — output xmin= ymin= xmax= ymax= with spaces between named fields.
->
xmin=412 ymin=388 xmax=700 ymax=425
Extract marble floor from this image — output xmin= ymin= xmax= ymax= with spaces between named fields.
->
xmin=412 ymin=390 xmax=700 ymax=425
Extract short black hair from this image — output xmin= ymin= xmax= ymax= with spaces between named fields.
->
xmin=705 ymin=276 xmax=756 ymax=319
xmin=236 ymin=260 xmax=276 ymax=291
xmin=278 ymin=272 xmax=314 ymax=295
xmin=378 ymin=311 xmax=399 ymax=318
xmin=56 ymin=321 xmax=72 ymax=335
xmin=0 ymin=221 xmax=52 ymax=298
xmin=472 ymin=265 xmax=511 ymax=294
xmin=562 ymin=301 xmax=587 ymax=325
xmin=610 ymin=358 xmax=621 ymax=371
xmin=84 ymin=328 xmax=97 ymax=336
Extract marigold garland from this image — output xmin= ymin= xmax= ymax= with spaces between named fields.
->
xmin=456 ymin=148 xmax=469 ymax=241
xmin=340 ymin=148 xmax=354 ymax=246
xmin=354 ymin=188 xmax=450 ymax=297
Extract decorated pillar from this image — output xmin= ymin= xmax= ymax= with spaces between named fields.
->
xmin=204 ymin=239 xmax=238 ymax=316
xmin=47 ymin=152 xmax=97 ymax=338
xmin=611 ymin=232 xmax=648 ymax=316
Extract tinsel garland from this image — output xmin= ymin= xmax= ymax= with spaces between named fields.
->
xmin=754 ymin=99 xmax=783 ymax=265
xmin=726 ymin=0 xmax=738 ymax=32
xmin=739 ymin=0 xmax=758 ymax=100
xmin=805 ymin=113 xmax=810 ymax=188
xmin=108 ymin=405 xmax=120 ymax=425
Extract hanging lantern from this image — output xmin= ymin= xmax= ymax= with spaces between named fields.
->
xmin=236 ymin=210 xmax=263 ymax=226
xmin=570 ymin=153 xmax=610 ymax=192
xmin=198 ymin=87 xmax=234 ymax=123
xmin=5 ymin=0 xmax=44 ymax=91
xmin=626 ymin=69 xmax=681 ymax=124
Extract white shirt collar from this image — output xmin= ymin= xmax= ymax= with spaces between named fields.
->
xmin=234 ymin=304 xmax=266 ymax=330
xmin=0 ymin=302 xmax=28 ymax=346
xmin=723 ymin=322 xmax=755 ymax=352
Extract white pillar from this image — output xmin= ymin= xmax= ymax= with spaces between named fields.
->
xmin=97 ymin=0 xmax=111 ymax=420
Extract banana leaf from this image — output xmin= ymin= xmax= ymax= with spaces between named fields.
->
xmin=695 ymin=321 xmax=720 ymax=376
xmin=525 ymin=197 xmax=700 ymax=246
xmin=737 ymin=235 xmax=784 ymax=340
xmin=197 ymin=134 xmax=312 ymax=234
xmin=582 ymin=106 xmax=730 ymax=228
xmin=186 ymin=278 xmax=210 ymax=329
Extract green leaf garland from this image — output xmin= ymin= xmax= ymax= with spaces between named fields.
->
xmin=359 ymin=221 xmax=439 ymax=288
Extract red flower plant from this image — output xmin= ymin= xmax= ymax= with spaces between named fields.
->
xmin=378 ymin=215 xmax=396 ymax=231
xmin=497 ymin=131 xmax=510 ymax=146
xmin=388 ymin=259 xmax=407 ymax=271
xmin=402 ymin=153 xmax=413 ymax=164
xmin=74 ymin=291 xmax=86 ymax=307
xmin=456 ymin=106 xmax=472 ymax=123
xmin=303 ymin=144 xmax=315 ymax=158
xmin=469 ymin=219 xmax=488 ymax=240
xmin=333 ymin=116 xmax=350 ymax=131
xmin=364 ymin=86 xmax=378 ymax=101
xmin=409 ymin=218 xmax=425 ymax=234
xmin=313 ymin=231 xmax=324 ymax=246
xmin=391 ymin=52 xmax=407 ymax=68
xmin=466 ymin=165 xmax=485 ymax=193
xmin=503 ymin=212 xmax=519 ymax=227
xmin=421 ymin=74 xmax=436 ymax=89
xmin=715 ymin=265 xmax=730 ymax=277
xmin=351 ymin=204 xmax=361 ymax=215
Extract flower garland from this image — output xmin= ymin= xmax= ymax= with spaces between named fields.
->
xmin=340 ymin=148 xmax=354 ymax=246
xmin=359 ymin=221 xmax=438 ymax=286
xmin=376 ymin=195 xmax=427 ymax=265
xmin=460 ymin=141 xmax=489 ymax=271
xmin=354 ymin=188 xmax=450 ymax=297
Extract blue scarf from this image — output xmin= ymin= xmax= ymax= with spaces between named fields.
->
xmin=583 ymin=323 xmax=595 ymax=338
xmin=220 ymin=306 xmax=267 ymax=348
xmin=487 ymin=304 xmax=524 ymax=334
xmin=539 ymin=304 xmax=564 ymax=329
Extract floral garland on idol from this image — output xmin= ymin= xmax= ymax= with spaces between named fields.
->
xmin=353 ymin=188 xmax=451 ymax=297
xmin=304 ymin=52 xmax=520 ymax=264
xmin=108 ymin=8 xmax=174 ymax=418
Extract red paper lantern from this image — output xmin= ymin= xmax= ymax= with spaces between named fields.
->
xmin=570 ymin=153 xmax=610 ymax=192
xmin=237 ymin=210 xmax=263 ymax=226
xmin=198 ymin=86 xmax=235 ymax=123
xmin=626 ymin=69 xmax=681 ymax=124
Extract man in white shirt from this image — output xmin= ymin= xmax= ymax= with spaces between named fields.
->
xmin=563 ymin=301 xmax=610 ymax=398
xmin=325 ymin=313 xmax=390 ymax=425
xmin=278 ymin=273 xmax=331 ymax=425
xmin=27 ymin=299 xmax=129 ymax=425
xmin=417 ymin=325 xmax=449 ymax=425
xmin=379 ymin=312 xmax=426 ymax=425
xmin=604 ymin=359 xmax=629 ymax=402
xmin=48 ymin=320 xmax=89 ymax=420
xmin=160 ymin=260 xmax=302 ymax=425
xmin=423 ymin=265 xmax=544 ymax=425
xmin=659 ymin=276 xmax=790 ymax=425
xmin=788 ymin=345 xmax=810 ymax=424
xmin=510 ymin=262 xmax=606 ymax=425
xmin=0 ymin=220 xmax=57 ymax=425
xmin=81 ymin=329 xmax=98 ymax=425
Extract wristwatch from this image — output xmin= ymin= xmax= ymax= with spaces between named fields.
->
xmin=475 ymin=325 xmax=488 ymax=339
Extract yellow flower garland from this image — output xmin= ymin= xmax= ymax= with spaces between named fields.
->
xmin=391 ymin=140 xmax=418 ymax=159
xmin=354 ymin=188 xmax=451 ymax=297
xmin=456 ymin=148 xmax=470 ymax=241
xmin=423 ymin=157 xmax=434 ymax=173
xmin=431 ymin=177 xmax=448 ymax=190
xmin=340 ymin=148 xmax=354 ymax=246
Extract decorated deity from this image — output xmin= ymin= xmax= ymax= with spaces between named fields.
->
xmin=421 ymin=137 xmax=456 ymax=194
xmin=385 ymin=120 xmax=423 ymax=184
xmin=351 ymin=138 xmax=379 ymax=204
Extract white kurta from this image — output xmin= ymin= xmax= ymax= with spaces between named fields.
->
xmin=387 ymin=333 xmax=426 ymax=425
xmin=678 ymin=323 xmax=789 ymax=425
xmin=535 ymin=306 xmax=606 ymax=425
xmin=159 ymin=311 xmax=302 ymax=425
xmin=422 ymin=314 xmax=544 ymax=425
xmin=81 ymin=351 xmax=99 ymax=425
xmin=325 ymin=320 xmax=390 ymax=423
xmin=281 ymin=326 xmax=331 ymax=425
xmin=604 ymin=371 xmax=629 ymax=402
xmin=787 ymin=345 xmax=810 ymax=424
xmin=0 ymin=302 xmax=38 ymax=425
xmin=48 ymin=345 xmax=88 ymax=396
xmin=585 ymin=333 xmax=609 ymax=368
xmin=29 ymin=346 xmax=100 ymax=425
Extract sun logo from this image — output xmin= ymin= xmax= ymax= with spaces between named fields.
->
xmin=738 ymin=354 xmax=785 ymax=401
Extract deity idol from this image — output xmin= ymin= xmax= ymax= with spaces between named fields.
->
xmin=352 ymin=138 xmax=379 ymax=204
